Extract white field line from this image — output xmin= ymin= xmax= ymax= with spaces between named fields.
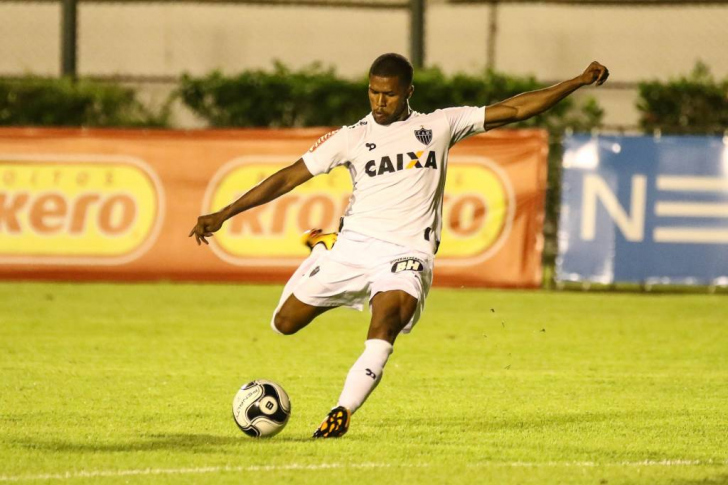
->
xmin=1 ymin=460 xmax=726 ymax=482
xmin=473 ymin=460 xmax=725 ymax=468
xmin=0 ymin=464 xmax=392 ymax=483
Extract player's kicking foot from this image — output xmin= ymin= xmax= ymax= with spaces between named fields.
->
xmin=302 ymin=228 xmax=337 ymax=252
xmin=312 ymin=406 xmax=351 ymax=438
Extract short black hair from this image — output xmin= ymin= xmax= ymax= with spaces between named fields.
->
xmin=369 ymin=53 xmax=414 ymax=87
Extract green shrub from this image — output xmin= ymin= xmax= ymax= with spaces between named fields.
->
xmin=637 ymin=61 xmax=728 ymax=135
xmin=0 ymin=76 xmax=169 ymax=128
xmin=178 ymin=63 xmax=604 ymax=132
xmin=412 ymin=68 xmax=604 ymax=133
xmin=178 ymin=63 xmax=366 ymax=128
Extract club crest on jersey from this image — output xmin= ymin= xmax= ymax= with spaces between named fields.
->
xmin=414 ymin=126 xmax=432 ymax=145
xmin=365 ymin=150 xmax=438 ymax=177
xmin=308 ymin=129 xmax=339 ymax=152
xmin=391 ymin=257 xmax=425 ymax=273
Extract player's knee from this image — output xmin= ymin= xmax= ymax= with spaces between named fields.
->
xmin=273 ymin=312 xmax=300 ymax=336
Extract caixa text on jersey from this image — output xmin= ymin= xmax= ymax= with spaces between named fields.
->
xmin=364 ymin=150 xmax=438 ymax=177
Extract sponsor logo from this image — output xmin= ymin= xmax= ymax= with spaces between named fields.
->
xmin=204 ymin=157 xmax=352 ymax=266
xmin=365 ymin=150 xmax=437 ymax=177
xmin=0 ymin=155 xmax=163 ymax=265
xmin=365 ymin=143 xmax=376 ymax=151
xmin=391 ymin=257 xmax=424 ymax=273
xmin=203 ymin=155 xmax=513 ymax=266
xmin=308 ymin=129 xmax=339 ymax=153
xmin=436 ymin=157 xmax=515 ymax=265
xmin=414 ymin=126 xmax=432 ymax=145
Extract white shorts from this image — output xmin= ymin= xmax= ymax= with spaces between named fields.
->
xmin=273 ymin=230 xmax=434 ymax=334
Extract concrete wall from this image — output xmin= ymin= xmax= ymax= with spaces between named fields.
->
xmin=1 ymin=2 xmax=726 ymax=128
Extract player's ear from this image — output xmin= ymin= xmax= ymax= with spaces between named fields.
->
xmin=407 ymin=84 xmax=414 ymax=99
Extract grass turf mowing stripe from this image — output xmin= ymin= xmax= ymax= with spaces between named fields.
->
xmin=2 ymin=460 xmax=726 ymax=482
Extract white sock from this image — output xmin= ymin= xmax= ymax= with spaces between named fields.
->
xmin=337 ymin=339 xmax=393 ymax=413
xmin=270 ymin=244 xmax=326 ymax=334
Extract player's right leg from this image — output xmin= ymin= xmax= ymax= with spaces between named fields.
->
xmin=270 ymin=228 xmax=338 ymax=335
xmin=272 ymin=294 xmax=331 ymax=335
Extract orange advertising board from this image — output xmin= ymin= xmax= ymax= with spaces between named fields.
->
xmin=0 ymin=128 xmax=547 ymax=287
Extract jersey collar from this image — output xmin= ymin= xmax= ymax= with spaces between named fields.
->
xmin=367 ymin=110 xmax=420 ymax=128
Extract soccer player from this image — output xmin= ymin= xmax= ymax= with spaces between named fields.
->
xmin=189 ymin=53 xmax=609 ymax=438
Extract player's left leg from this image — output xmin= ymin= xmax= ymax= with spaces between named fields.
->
xmin=366 ymin=290 xmax=419 ymax=342
xmin=338 ymin=290 xmax=416 ymax=408
xmin=313 ymin=290 xmax=417 ymax=438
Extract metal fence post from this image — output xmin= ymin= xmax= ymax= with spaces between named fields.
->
xmin=62 ymin=0 xmax=77 ymax=79
xmin=486 ymin=1 xmax=498 ymax=70
xmin=410 ymin=0 xmax=425 ymax=69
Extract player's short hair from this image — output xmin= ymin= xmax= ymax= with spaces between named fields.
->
xmin=369 ymin=53 xmax=414 ymax=87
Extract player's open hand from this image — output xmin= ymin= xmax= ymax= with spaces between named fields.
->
xmin=188 ymin=212 xmax=225 ymax=246
xmin=580 ymin=61 xmax=609 ymax=87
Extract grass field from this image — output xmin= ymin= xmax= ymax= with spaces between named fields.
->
xmin=1 ymin=282 xmax=726 ymax=484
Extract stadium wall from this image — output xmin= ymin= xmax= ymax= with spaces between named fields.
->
xmin=1 ymin=2 xmax=726 ymax=129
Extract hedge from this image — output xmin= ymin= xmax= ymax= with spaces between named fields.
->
xmin=637 ymin=61 xmax=728 ymax=135
xmin=177 ymin=62 xmax=603 ymax=132
xmin=0 ymin=76 xmax=169 ymax=128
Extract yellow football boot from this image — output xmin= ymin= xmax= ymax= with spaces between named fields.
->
xmin=312 ymin=406 xmax=351 ymax=438
xmin=302 ymin=229 xmax=338 ymax=252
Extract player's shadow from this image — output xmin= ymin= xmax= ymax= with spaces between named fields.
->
xmin=483 ymin=411 xmax=619 ymax=431
xmin=396 ymin=410 xmax=620 ymax=433
xmin=14 ymin=433 xmax=311 ymax=454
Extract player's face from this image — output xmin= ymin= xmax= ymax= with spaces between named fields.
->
xmin=368 ymin=75 xmax=413 ymax=125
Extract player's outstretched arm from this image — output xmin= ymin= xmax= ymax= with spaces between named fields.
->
xmin=484 ymin=61 xmax=609 ymax=131
xmin=188 ymin=159 xmax=313 ymax=246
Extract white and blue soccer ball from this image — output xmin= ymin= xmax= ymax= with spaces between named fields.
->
xmin=232 ymin=379 xmax=291 ymax=438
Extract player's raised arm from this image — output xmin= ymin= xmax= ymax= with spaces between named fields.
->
xmin=484 ymin=61 xmax=609 ymax=131
xmin=188 ymin=158 xmax=313 ymax=246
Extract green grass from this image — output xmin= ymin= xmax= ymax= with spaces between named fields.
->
xmin=1 ymin=282 xmax=726 ymax=484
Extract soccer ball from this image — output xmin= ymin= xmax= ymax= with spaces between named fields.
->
xmin=232 ymin=379 xmax=291 ymax=438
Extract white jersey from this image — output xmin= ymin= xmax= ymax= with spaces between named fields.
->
xmin=301 ymin=106 xmax=486 ymax=255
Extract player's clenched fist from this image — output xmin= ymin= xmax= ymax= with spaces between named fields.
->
xmin=580 ymin=61 xmax=609 ymax=86
xmin=188 ymin=212 xmax=225 ymax=246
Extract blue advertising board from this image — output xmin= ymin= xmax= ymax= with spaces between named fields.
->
xmin=557 ymin=135 xmax=728 ymax=285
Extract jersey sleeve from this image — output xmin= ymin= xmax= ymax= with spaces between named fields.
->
xmin=441 ymin=106 xmax=486 ymax=145
xmin=301 ymin=128 xmax=349 ymax=176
